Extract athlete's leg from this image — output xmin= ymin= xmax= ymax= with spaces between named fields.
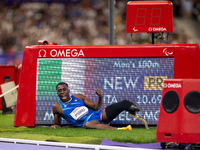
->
xmin=83 ymin=120 xmax=132 ymax=130
xmin=101 ymin=100 xmax=140 ymax=124
xmin=83 ymin=120 xmax=117 ymax=129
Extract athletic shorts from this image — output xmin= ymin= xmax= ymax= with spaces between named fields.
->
xmin=82 ymin=108 xmax=104 ymax=127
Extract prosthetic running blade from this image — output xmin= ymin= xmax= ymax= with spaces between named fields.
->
xmin=129 ymin=113 xmax=149 ymax=129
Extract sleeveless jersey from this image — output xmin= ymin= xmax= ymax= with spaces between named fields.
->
xmin=59 ymin=95 xmax=95 ymax=127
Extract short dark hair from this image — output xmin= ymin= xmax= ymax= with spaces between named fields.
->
xmin=56 ymin=82 xmax=68 ymax=90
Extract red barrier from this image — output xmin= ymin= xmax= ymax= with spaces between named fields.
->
xmin=14 ymin=44 xmax=200 ymax=127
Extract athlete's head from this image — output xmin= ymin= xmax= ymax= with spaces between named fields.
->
xmin=56 ymin=82 xmax=70 ymax=102
xmin=56 ymin=82 xmax=68 ymax=90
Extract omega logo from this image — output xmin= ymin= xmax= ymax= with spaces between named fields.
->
xmin=164 ymin=83 xmax=182 ymax=88
xmin=38 ymin=49 xmax=47 ymax=57
xmin=38 ymin=49 xmax=85 ymax=57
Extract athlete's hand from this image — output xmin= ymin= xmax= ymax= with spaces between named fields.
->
xmin=50 ymin=125 xmax=61 ymax=129
xmin=94 ymin=89 xmax=103 ymax=98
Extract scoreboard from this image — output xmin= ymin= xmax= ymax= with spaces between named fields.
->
xmin=126 ymin=1 xmax=173 ymax=32
xmin=14 ymin=44 xmax=200 ymax=126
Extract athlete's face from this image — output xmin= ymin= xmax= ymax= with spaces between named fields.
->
xmin=57 ymin=84 xmax=70 ymax=103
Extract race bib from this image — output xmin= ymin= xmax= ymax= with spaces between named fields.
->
xmin=70 ymin=106 xmax=88 ymax=120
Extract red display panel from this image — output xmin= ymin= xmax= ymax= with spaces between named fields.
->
xmin=126 ymin=1 xmax=173 ymax=33
xmin=14 ymin=44 xmax=200 ymax=127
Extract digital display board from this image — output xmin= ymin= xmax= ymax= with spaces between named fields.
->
xmin=126 ymin=1 xmax=173 ymax=32
xmin=14 ymin=44 xmax=200 ymax=127
xmin=35 ymin=57 xmax=174 ymax=125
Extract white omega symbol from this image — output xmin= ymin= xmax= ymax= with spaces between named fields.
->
xmin=38 ymin=49 xmax=47 ymax=57
xmin=148 ymin=27 xmax=152 ymax=31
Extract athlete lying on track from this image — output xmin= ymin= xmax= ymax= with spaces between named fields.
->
xmin=51 ymin=82 xmax=140 ymax=130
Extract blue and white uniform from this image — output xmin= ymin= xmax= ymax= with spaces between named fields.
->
xmin=59 ymin=95 xmax=104 ymax=127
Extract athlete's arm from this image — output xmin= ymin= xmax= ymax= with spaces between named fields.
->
xmin=51 ymin=103 xmax=61 ymax=129
xmin=94 ymin=89 xmax=103 ymax=110
xmin=75 ymin=89 xmax=103 ymax=111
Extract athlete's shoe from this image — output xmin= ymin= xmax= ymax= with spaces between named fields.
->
xmin=117 ymin=125 xmax=132 ymax=130
xmin=129 ymin=104 xmax=140 ymax=115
